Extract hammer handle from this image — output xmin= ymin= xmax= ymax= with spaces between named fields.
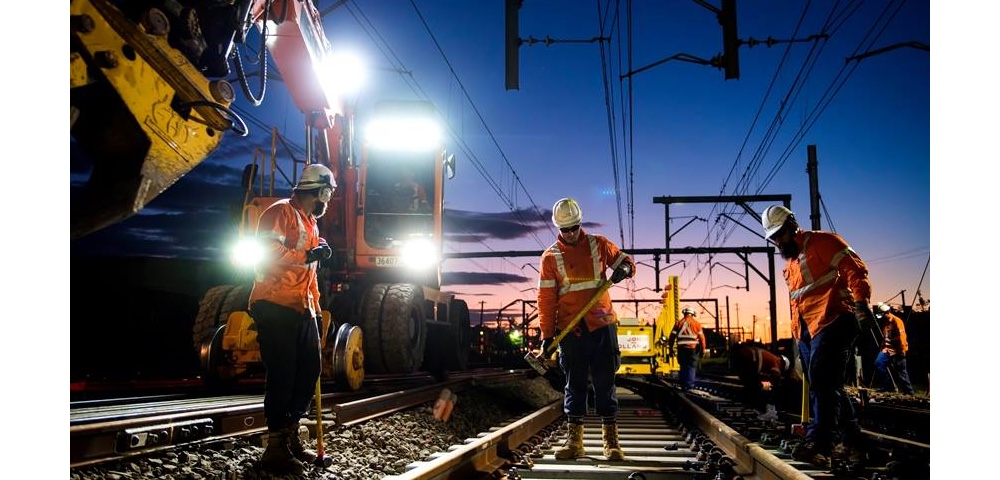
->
xmin=544 ymin=279 xmax=613 ymax=356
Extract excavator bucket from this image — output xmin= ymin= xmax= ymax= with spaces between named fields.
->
xmin=70 ymin=0 xmax=237 ymax=238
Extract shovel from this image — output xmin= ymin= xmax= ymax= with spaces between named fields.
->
xmin=524 ymin=279 xmax=613 ymax=391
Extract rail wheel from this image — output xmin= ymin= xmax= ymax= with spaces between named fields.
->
xmin=360 ymin=283 xmax=427 ymax=374
xmin=329 ymin=323 xmax=364 ymax=391
xmin=192 ymin=284 xmax=250 ymax=381
xmin=198 ymin=324 xmax=236 ymax=382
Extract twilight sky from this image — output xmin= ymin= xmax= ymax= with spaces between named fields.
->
xmin=69 ymin=0 xmax=932 ymax=341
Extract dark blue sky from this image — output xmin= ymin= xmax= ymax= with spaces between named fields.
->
xmin=71 ymin=0 xmax=932 ymax=337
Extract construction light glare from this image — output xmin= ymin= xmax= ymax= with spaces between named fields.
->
xmin=231 ymin=238 xmax=265 ymax=268
xmin=365 ymin=117 xmax=441 ymax=151
xmin=321 ymin=51 xmax=366 ymax=95
xmin=400 ymin=237 xmax=438 ymax=270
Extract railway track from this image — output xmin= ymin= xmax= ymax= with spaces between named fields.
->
xmin=389 ymin=376 xmax=929 ymax=479
xmin=70 ymin=368 xmax=533 ymax=468
xmin=70 ymin=370 xmax=929 ymax=479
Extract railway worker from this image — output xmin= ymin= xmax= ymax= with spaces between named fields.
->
xmin=537 ymin=198 xmax=636 ymax=461
xmin=729 ymin=342 xmax=801 ymax=416
xmin=249 ymin=164 xmax=336 ymax=475
xmin=761 ymin=204 xmax=870 ymax=472
xmin=872 ymin=303 xmax=915 ymax=394
xmin=667 ymin=307 xmax=707 ymax=390
xmin=394 ymin=169 xmax=429 ymax=212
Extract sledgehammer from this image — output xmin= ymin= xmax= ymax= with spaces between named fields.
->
xmin=523 ymin=279 xmax=613 ymax=390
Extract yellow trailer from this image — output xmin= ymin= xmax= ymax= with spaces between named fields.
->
xmin=616 ymin=276 xmax=680 ymax=378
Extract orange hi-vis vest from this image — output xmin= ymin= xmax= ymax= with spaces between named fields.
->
xmin=537 ymin=229 xmax=634 ymax=339
xmin=670 ymin=315 xmax=706 ymax=350
xmin=880 ymin=312 xmax=909 ymax=355
xmin=784 ymin=230 xmax=871 ymax=339
xmin=249 ymin=197 xmax=323 ymax=316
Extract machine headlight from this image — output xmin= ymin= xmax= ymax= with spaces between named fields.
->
xmin=400 ymin=237 xmax=439 ymax=270
xmin=231 ymin=237 xmax=265 ymax=268
xmin=365 ymin=117 xmax=442 ymax=151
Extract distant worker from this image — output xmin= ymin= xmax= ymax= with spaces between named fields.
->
xmin=394 ymin=170 xmax=429 ymax=212
xmin=761 ymin=204 xmax=871 ymax=472
xmin=872 ymin=303 xmax=914 ymax=394
xmin=729 ymin=342 xmax=801 ymax=416
xmin=537 ymin=198 xmax=635 ymax=461
xmin=667 ymin=307 xmax=707 ymax=390
xmin=249 ymin=164 xmax=336 ymax=475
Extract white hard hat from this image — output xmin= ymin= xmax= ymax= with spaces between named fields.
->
xmin=552 ymin=198 xmax=583 ymax=229
xmin=682 ymin=307 xmax=696 ymax=316
xmin=875 ymin=302 xmax=890 ymax=315
xmin=295 ymin=164 xmax=336 ymax=201
xmin=761 ymin=205 xmax=794 ymax=239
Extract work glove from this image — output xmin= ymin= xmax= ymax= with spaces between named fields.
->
xmin=540 ymin=338 xmax=554 ymax=354
xmin=306 ymin=242 xmax=333 ymax=264
xmin=853 ymin=300 xmax=875 ymax=329
xmin=610 ymin=262 xmax=633 ymax=284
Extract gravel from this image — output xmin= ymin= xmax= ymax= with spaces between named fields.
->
xmin=70 ymin=378 xmax=563 ymax=480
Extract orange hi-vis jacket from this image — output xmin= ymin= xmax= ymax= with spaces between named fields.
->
xmin=880 ymin=312 xmax=909 ymax=356
xmin=537 ymin=229 xmax=635 ymax=339
xmin=784 ymin=230 xmax=871 ymax=340
xmin=250 ymin=197 xmax=323 ymax=317
xmin=669 ymin=314 xmax=706 ymax=350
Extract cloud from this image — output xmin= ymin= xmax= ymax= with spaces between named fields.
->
xmin=443 ymin=270 xmax=532 ymax=286
xmin=444 ymin=207 xmax=552 ymax=242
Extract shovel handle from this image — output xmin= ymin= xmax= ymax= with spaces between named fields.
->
xmin=543 ymin=279 xmax=613 ymax=356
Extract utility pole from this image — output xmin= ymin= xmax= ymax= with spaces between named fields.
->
xmin=807 ymin=145 xmax=821 ymax=230
xmin=725 ymin=295 xmax=732 ymax=350
xmin=479 ymin=301 xmax=485 ymax=327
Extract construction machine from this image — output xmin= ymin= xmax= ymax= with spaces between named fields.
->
xmin=70 ymin=0 xmax=471 ymax=391
xmin=615 ymin=276 xmax=681 ymax=378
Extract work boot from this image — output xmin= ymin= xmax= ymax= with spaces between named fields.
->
xmin=554 ymin=422 xmax=586 ymax=460
xmin=832 ymin=443 xmax=866 ymax=474
xmin=601 ymin=423 xmax=625 ymax=460
xmin=285 ymin=423 xmax=317 ymax=463
xmin=791 ymin=441 xmax=830 ymax=469
xmin=258 ymin=430 xmax=305 ymax=475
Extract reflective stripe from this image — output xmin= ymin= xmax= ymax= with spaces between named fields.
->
xmin=788 ymin=232 xmax=853 ymax=302
xmin=610 ymin=252 xmax=627 ymax=270
xmin=538 ymin=279 xmax=557 ymax=289
xmin=676 ymin=319 xmax=698 ymax=346
xmin=550 ymin=236 xmax=604 ymax=296
xmin=292 ymin=209 xmax=308 ymax=251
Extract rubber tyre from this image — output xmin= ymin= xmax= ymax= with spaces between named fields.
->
xmin=447 ymin=299 xmax=471 ymax=371
xmin=360 ymin=283 xmax=426 ymax=374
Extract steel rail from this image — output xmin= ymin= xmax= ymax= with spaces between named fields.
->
xmin=70 ymin=369 xmax=530 ymax=468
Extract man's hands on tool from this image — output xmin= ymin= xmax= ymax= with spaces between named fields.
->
xmin=610 ymin=262 xmax=633 ymax=284
xmin=540 ymin=338 xmax=553 ymax=356
xmin=307 ymin=240 xmax=333 ymax=264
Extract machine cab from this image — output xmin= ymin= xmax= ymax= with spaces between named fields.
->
xmin=355 ymin=101 xmax=451 ymax=287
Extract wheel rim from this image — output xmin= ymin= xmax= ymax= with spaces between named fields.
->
xmin=332 ymin=324 xmax=365 ymax=391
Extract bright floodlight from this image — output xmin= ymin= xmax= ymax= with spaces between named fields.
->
xmin=231 ymin=237 xmax=265 ymax=268
xmin=321 ymin=51 xmax=366 ymax=96
xmin=400 ymin=237 xmax=439 ymax=270
xmin=365 ymin=116 xmax=442 ymax=151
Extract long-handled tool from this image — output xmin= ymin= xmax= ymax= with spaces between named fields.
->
xmin=312 ymin=378 xmax=333 ymax=467
xmin=524 ymin=279 xmax=613 ymax=390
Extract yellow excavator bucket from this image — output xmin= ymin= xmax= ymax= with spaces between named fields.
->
xmin=70 ymin=0 xmax=238 ymax=238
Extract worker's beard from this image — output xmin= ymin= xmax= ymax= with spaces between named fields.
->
xmin=313 ymin=201 xmax=328 ymax=218
xmin=777 ymin=238 xmax=800 ymax=260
